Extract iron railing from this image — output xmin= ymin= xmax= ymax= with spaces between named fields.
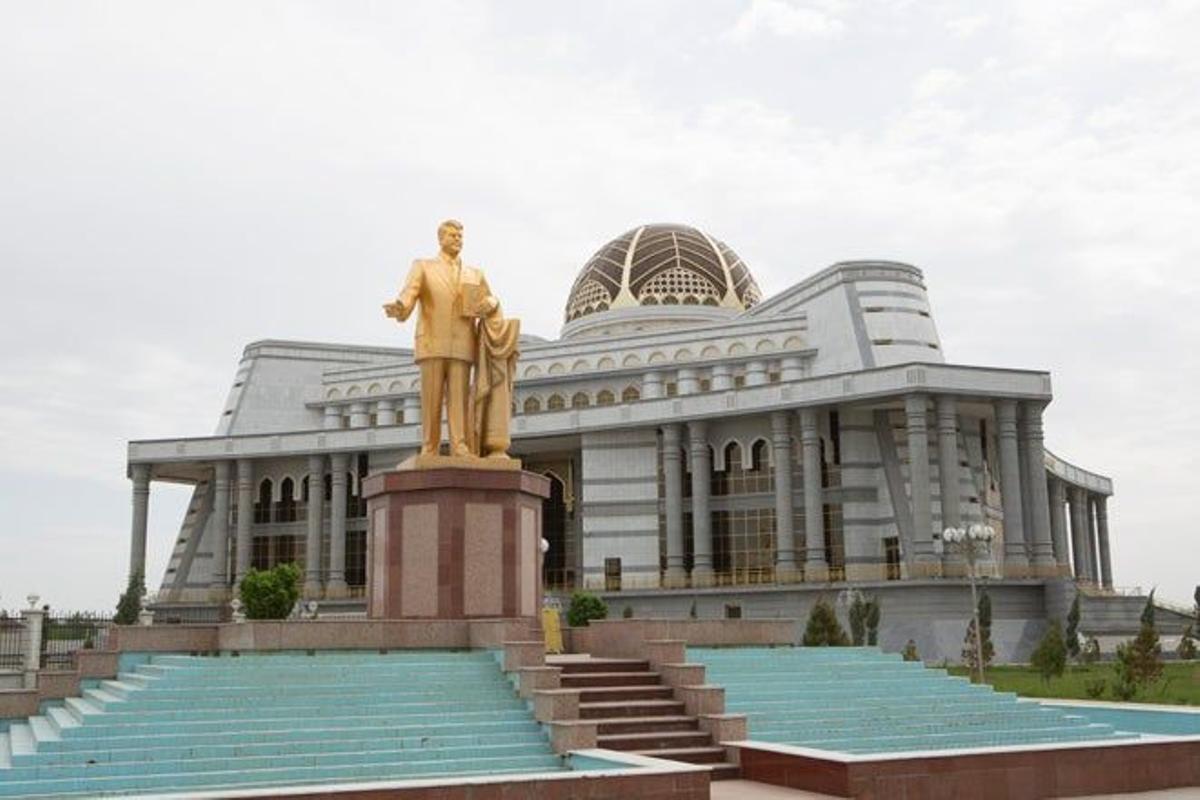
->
xmin=0 ymin=614 xmax=24 ymax=670
xmin=40 ymin=612 xmax=113 ymax=669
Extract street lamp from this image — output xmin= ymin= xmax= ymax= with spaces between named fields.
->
xmin=943 ymin=523 xmax=996 ymax=684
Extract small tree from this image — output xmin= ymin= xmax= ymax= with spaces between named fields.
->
xmin=1081 ymin=636 xmax=1102 ymax=664
xmin=239 ymin=563 xmax=301 ymax=620
xmin=1141 ymin=589 xmax=1156 ymax=627
xmin=865 ymin=597 xmax=881 ymax=646
xmin=566 ymin=592 xmax=608 ymax=627
xmin=1031 ymin=621 xmax=1067 ymax=683
xmin=901 ymin=639 xmax=920 ymax=662
xmin=114 ymin=569 xmax=146 ymax=625
xmin=962 ymin=589 xmax=995 ymax=678
xmin=1065 ymin=593 xmax=1082 ymax=661
xmin=849 ymin=594 xmax=867 ymax=646
xmin=1178 ymin=625 xmax=1197 ymax=661
xmin=802 ymin=599 xmax=849 ymax=647
xmin=1112 ymin=606 xmax=1163 ymax=700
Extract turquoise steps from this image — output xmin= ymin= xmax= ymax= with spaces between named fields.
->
xmin=0 ymin=753 xmax=564 ymax=798
xmin=689 ymin=646 xmax=1135 ymax=755
xmin=0 ymin=650 xmax=566 ymax=797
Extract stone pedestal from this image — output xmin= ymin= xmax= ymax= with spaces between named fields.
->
xmin=362 ymin=467 xmax=550 ymax=620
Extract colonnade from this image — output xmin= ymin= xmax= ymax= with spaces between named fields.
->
xmin=128 ymin=453 xmax=356 ymax=599
xmin=655 ymin=393 xmax=1113 ymax=587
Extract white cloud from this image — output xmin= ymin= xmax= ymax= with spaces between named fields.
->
xmin=912 ymin=67 xmax=968 ymax=100
xmin=724 ymin=0 xmax=847 ymax=43
xmin=945 ymin=14 xmax=990 ymax=38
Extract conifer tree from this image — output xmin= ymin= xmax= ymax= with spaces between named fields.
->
xmin=1065 ymin=592 xmax=1082 ymax=661
xmin=114 ymin=570 xmax=145 ymax=626
xmin=803 ymin=599 xmax=849 ymax=647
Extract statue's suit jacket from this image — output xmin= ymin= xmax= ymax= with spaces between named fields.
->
xmin=395 ymin=257 xmax=489 ymax=363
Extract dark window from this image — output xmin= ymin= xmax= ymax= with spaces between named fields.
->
xmin=345 ymin=531 xmax=367 ymax=586
xmin=885 ymin=537 xmax=902 ymax=580
xmin=622 ymin=386 xmax=640 ymax=403
xmin=542 ymin=475 xmax=570 ymax=590
xmin=255 ymin=479 xmax=272 ymax=524
xmin=604 ymin=558 xmax=622 ymax=591
xmin=524 ymin=397 xmax=542 ymax=414
xmin=830 ymin=411 xmax=841 ymax=465
xmin=276 ymin=478 xmax=297 ymax=523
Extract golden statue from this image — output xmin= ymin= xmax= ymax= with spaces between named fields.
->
xmin=384 ymin=220 xmax=520 ymax=469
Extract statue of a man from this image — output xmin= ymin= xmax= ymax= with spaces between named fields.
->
xmin=384 ymin=220 xmax=498 ymax=458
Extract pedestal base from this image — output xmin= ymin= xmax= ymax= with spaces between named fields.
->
xmin=362 ymin=467 xmax=551 ymax=620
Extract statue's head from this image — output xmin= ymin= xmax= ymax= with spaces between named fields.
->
xmin=437 ymin=219 xmax=464 ymax=259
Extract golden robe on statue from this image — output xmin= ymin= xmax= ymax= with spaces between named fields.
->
xmin=471 ymin=305 xmax=520 ymax=459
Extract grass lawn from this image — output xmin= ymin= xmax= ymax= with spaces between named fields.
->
xmin=946 ymin=662 xmax=1200 ymax=705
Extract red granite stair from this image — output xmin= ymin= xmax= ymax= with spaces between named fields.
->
xmin=553 ymin=656 xmax=739 ymax=780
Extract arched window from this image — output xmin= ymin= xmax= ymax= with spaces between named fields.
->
xmin=750 ymin=440 xmax=769 ymax=473
xmin=301 ymin=475 xmax=309 ymax=503
xmin=622 ymin=385 xmax=641 ymax=403
xmin=523 ymin=396 xmax=542 ymax=414
xmin=713 ymin=444 xmax=740 ymax=497
xmin=547 ymin=394 xmax=565 ymax=411
xmin=571 ymin=392 xmax=590 ymax=409
xmin=276 ymin=477 xmax=297 ymax=523
xmin=596 ymin=389 xmax=615 ymax=406
xmin=255 ymin=478 xmax=273 ymax=524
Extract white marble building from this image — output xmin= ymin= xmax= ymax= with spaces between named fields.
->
xmin=127 ymin=223 xmax=1129 ymax=657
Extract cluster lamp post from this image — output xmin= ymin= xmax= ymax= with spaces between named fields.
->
xmin=943 ymin=523 xmax=996 ymax=684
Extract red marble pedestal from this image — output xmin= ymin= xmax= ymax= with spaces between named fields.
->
xmin=361 ymin=467 xmax=550 ymax=620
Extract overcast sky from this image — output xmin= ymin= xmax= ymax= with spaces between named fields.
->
xmin=2 ymin=1 xmax=1197 ymax=614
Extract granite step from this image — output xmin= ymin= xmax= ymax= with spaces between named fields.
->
xmin=631 ymin=745 xmax=728 ymax=764
xmin=598 ymin=730 xmax=712 ymax=751
xmin=593 ymin=715 xmax=699 ymax=735
xmin=553 ymin=658 xmax=650 ymax=675
xmin=577 ymin=685 xmax=675 ymax=703
xmin=579 ymin=699 xmax=686 ymax=719
xmin=560 ymin=671 xmax=662 ymax=688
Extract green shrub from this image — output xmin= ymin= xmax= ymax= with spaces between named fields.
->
xmin=1065 ymin=593 xmax=1081 ymax=661
xmin=1084 ymin=678 xmax=1107 ymax=699
xmin=865 ymin=597 xmax=881 ymax=646
xmin=1178 ymin=625 xmax=1196 ymax=660
xmin=1081 ymin=636 xmax=1101 ymax=664
xmin=901 ymin=639 xmax=920 ymax=662
xmin=622 ymin=605 xmax=634 ymax=619
xmin=114 ymin=570 xmax=146 ymax=625
xmin=566 ymin=592 xmax=608 ymax=627
xmin=238 ymin=563 xmax=301 ymax=620
xmin=1030 ymin=621 xmax=1067 ymax=683
xmin=849 ymin=594 xmax=867 ymax=646
xmin=802 ymin=599 xmax=848 ymax=647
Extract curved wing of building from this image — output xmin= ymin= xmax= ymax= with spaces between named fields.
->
xmin=126 ymin=223 xmax=1121 ymax=658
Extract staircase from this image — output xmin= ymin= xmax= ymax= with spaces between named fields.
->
xmin=0 ymin=651 xmax=565 ymax=798
xmin=555 ymin=656 xmax=739 ymax=780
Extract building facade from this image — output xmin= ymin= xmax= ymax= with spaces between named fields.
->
xmin=127 ymin=224 xmax=1125 ymax=658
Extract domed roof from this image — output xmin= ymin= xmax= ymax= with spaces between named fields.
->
xmin=564 ymin=224 xmax=762 ymax=324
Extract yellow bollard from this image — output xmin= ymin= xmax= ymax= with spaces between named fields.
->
xmin=542 ymin=607 xmax=563 ymax=655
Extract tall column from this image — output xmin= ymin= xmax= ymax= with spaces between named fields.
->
xmin=905 ymin=395 xmax=935 ymax=572
xmin=1086 ymin=494 xmax=1101 ymax=586
xmin=327 ymin=453 xmax=350 ymax=597
xmin=799 ymin=408 xmax=827 ymax=580
xmin=662 ymin=425 xmax=686 ymax=586
xmin=1021 ymin=401 xmax=1056 ymax=570
xmin=745 ymin=360 xmax=768 ymax=386
xmin=235 ymin=459 xmax=254 ymax=584
xmin=210 ymin=461 xmax=231 ymax=595
xmin=935 ymin=396 xmax=961 ymax=538
xmin=771 ymin=411 xmax=798 ymax=579
xmin=1049 ymin=477 xmax=1070 ymax=571
xmin=995 ymin=400 xmax=1029 ymax=573
xmin=129 ymin=463 xmax=151 ymax=580
xmin=1095 ymin=495 xmax=1113 ymax=589
xmin=323 ymin=406 xmax=342 ymax=430
xmin=688 ymin=421 xmax=713 ymax=585
xmin=304 ymin=454 xmax=325 ymax=598
xmin=1068 ymin=486 xmax=1090 ymax=581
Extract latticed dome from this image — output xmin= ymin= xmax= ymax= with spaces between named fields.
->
xmin=564 ymin=224 xmax=762 ymax=323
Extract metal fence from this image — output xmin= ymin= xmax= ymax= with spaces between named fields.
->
xmin=0 ymin=614 xmax=24 ymax=670
xmin=40 ymin=612 xmax=113 ymax=669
